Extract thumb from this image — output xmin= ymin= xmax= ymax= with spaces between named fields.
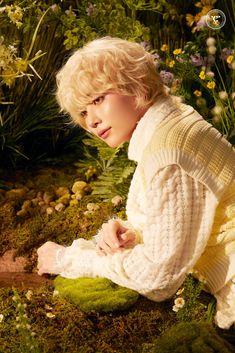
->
xmin=121 ymin=230 xmax=135 ymax=241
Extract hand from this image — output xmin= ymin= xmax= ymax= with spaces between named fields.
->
xmin=95 ymin=219 xmax=136 ymax=256
xmin=37 ymin=241 xmax=65 ymax=275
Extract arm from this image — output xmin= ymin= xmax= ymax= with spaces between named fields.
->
xmin=38 ymin=165 xmax=218 ymax=301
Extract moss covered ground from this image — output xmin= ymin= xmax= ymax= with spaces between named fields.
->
xmin=0 ymin=165 xmax=234 ymax=353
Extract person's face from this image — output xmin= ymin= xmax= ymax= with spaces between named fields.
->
xmin=81 ymin=93 xmax=147 ymax=148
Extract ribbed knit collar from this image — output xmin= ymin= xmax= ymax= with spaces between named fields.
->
xmin=128 ymin=95 xmax=178 ymax=163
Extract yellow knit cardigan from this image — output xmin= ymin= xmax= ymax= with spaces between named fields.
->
xmin=139 ymin=100 xmax=235 ymax=293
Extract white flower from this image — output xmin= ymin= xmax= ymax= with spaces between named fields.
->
xmin=176 ymin=288 xmax=184 ymax=295
xmin=207 ymin=45 xmax=217 ymax=55
xmin=0 ymin=314 xmax=4 ymax=323
xmin=174 ymin=297 xmax=185 ymax=308
xmin=172 ymin=304 xmax=179 ymax=312
xmin=53 ymin=290 xmax=59 ymax=297
xmin=218 ymin=91 xmax=228 ymax=100
xmin=206 ymin=71 xmax=215 ymax=77
xmin=46 ymin=312 xmax=55 ymax=318
xmin=111 ymin=195 xmax=123 ymax=206
xmin=212 ymin=105 xmax=222 ymax=115
xmin=206 ymin=37 xmax=216 ymax=46
xmin=25 ymin=290 xmax=33 ymax=300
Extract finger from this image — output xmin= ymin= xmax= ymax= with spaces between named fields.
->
xmin=120 ymin=230 xmax=135 ymax=244
xmin=37 ymin=268 xmax=45 ymax=276
xmin=95 ymin=245 xmax=106 ymax=257
xmin=98 ymin=239 xmax=116 ymax=255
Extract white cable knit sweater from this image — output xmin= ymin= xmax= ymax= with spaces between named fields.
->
xmin=56 ymin=97 xmax=235 ymax=328
xmin=57 ymin=98 xmax=219 ymax=294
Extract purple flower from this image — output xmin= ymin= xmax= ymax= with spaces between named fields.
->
xmin=65 ymin=9 xmax=76 ymax=17
xmin=220 ymin=48 xmax=233 ymax=61
xmin=194 ymin=15 xmax=207 ymax=31
xmin=190 ymin=53 xmax=204 ymax=66
xmin=176 ymin=56 xmax=185 ymax=63
xmin=139 ymin=41 xmax=152 ymax=51
xmin=86 ymin=3 xmax=96 ymax=16
xmin=160 ymin=70 xmax=174 ymax=86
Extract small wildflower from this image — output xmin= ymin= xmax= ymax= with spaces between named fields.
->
xmin=173 ymin=48 xmax=182 ymax=55
xmin=207 ymin=81 xmax=216 ymax=89
xmin=212 ymin=105 xmax=222 ymax=115
xmin=160 ymin=70 xmax=174 ymax=86
xmin=111 ymin=195 xmax=123 ymax=206
xmin=227 ymin=55 xmax=234 ymax=64
xmin=53 ymin=290 xmax=59 ymax=297
xmin=176 ymin=288 xmax=185 ymax=295
xmin=219 ymin=91 xmax=228 ymax=100
xmin=206 ymin=70 xmax=214 ymax=78
xmin=199 ymin=71 xmax=206 ymax=80
xmin=206 ymin=37 xmax=216 ymax=46
xmin=196 ymin=97 xmax=207 ymax=107
xmin=193 ymin=90 xmax=202 ymax=97
xmin=51 ymin=4 xmax=58 ymax=12
xmin=86 ymin=3 xmax=96 ymax=16
xmin=174 ymin=297 xmax=185 ymax=308
xmin=12 ymin=295 xmax=17 ymax=302
xmin=46 ymin=312 xmax=55 ymax=318
xmin=190 ymin=53 xmax=204 ymax=66
xmin=0 ymin=314 xmax=4 ymax=322
xmin=168 ymin=60 xmax=175 ymax=68
xmin=207 ymin=45 xmax=216 ymax=55
xmin=213 ymin=115 xmax=222 ymax=123
xmin=25 ymin=290 xmax=33 ymax=300
xmin=220 ymin=48 xmax=233 ymax=61
xmin=140 ymin=41 xmax=152 ymax=51
xmin=160 ymin=44 xmax=168 ymax=52
xmin=172 ymin=304 xmax=179 ymax=312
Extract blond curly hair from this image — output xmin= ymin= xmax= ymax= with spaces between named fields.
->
xmin=56 ymin=37 xmax=166 ymax=128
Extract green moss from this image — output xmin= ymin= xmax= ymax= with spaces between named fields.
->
xmin=54 ymin=276 xmax=139 ymax=313
xmin=141 ymin=322 xmax=234 ymax=353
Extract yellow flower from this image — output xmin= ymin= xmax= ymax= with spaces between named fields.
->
xmin=227 ymin=55 xmax=234 ymax=64
xmin=194 ymin=90 xmax=202 ymax=97
xmin=15 ymin=59 xmax=28 ymax=72
xmin=168 ymin=60 xmax=175 ymax=68
xmin=199 ymin=71 xmax=206 ymax=80
xmin=176 ymin=288 xmax=185 ymax=295
xmin=173 ymin=48 xmax=182 ymax=55
xmin=161 ymin=44 xmax=168 ymax=52
xmin=207 ymin=81 xmax=216 ymax=89
xmin=186 ymin=13 xmax=194 ymax=27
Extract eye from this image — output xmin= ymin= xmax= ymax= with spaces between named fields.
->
xmin=93 ymin=96 xmax=104 ymax=105
xmin=80 ymin=110 xmax=87 ymax=118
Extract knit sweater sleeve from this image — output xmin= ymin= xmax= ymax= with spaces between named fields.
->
xmin=57 ymin=165 xmax=218 ymax=301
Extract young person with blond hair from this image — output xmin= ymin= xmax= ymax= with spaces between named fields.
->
xmin=37 ymin=37 xmax=235 ymax=329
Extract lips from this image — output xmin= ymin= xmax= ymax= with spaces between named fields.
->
xmin=98 ymin=128 xmax=111 ymax=139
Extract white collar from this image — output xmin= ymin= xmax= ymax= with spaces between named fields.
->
xmin=128 ymin=95 xmax=177 ymax=162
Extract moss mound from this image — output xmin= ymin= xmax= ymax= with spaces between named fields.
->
xmin=54 ymin=276 xmax=139 ymax=313
xmin=142 ymin=321 xmax=234 ymax=353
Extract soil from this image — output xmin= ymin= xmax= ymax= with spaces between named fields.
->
xmin=0 ymin=249 xmax=52 ymax=288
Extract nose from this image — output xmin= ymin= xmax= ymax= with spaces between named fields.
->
xmin=86 ymin=105 xmax=102 ymax=129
